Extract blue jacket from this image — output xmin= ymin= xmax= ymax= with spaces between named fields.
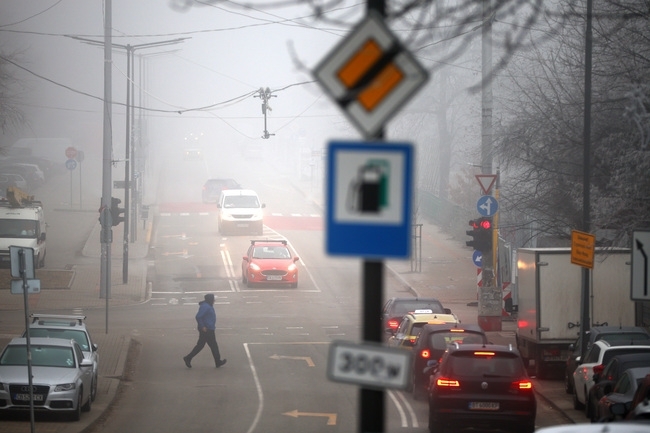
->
xmin=195 ymin=301 xmax=216 ymax=331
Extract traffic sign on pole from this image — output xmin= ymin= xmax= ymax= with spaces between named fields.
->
xmin=327 ymin=340 xmax=411 ymax=390
xmin=313 ymin=11 xmax=428 ymax=138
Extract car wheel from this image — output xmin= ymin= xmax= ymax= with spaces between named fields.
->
xmin=242 ymin=274 xmax=247 ymax=285
xmin=428 ymin=414 xmax=444 ymax=433
xmin=291 ymin=282 xmax=298 ymax=288
xmin=70 ymin=391 xmax=82 ymax=421
xmin=573 ymin=388 xmax=585 ymax=410
xmin=246 ymin=279 xmax=253 ymax=288
xmin=82 ymin=388 xmax=92 ymax=412
xmin=519 ymin=421 xmax=535 ymax=433
xmin=564 ymin=371 xmax=574 ymax=394
xmin=91 ymin=374 xmax=98 ymax=402
xmin=413 ymin=383 xmax=425 ymax=401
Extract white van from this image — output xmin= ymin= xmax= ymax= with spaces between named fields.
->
xmin=0 ymin=193 xmax=47 ymax=268
xmin=217 ymin=189 xmax=265 ymax=235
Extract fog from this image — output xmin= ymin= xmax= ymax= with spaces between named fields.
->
xmin=0 ymin=1 xmax=366 ymax=168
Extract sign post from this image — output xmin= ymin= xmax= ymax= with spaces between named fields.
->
xmin=314 ymin=5 xmax=428 ymax=432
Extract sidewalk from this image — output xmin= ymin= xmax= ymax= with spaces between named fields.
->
xmin=0 ymin=219 xmax=151 ymax=433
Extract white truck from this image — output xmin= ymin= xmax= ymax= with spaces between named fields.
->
xmin=0 ymin=187 xmax=47 ymax=268
xmin=514 ymin=247 xmax=636 ymax=379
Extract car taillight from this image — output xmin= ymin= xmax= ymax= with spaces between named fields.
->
xmin=407 ymin=337 xmax=417 ymax=346
xmin=420 ymin=349 xmax=431 ymax=359
xmin=511 ymin=380 xmax=533 ymax=390
xmin=387 ymin=319 xmax=400 ymax=330
xmin=436 ymin=377 xmax=460 ymax=388
xmin=593 ymin=364 xmax=605 ymax=375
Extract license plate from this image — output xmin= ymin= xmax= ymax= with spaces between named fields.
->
xmin=468 ymin=402 xmax=499 ymax=411
xmin=236 ymin=223 xmax=250 ymax=227
xmin=15 ymin=393 xmax=44 ymax=401
xmin=267 ymin=276 xmax=282 ymax=281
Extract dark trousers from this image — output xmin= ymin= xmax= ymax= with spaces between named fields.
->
xmin=186 ymin=329 xmax=222 ymax=365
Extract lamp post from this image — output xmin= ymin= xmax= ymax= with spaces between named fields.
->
xmin=69 ymin=36 xmax=188 ymax=283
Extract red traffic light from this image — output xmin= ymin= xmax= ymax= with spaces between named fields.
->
xmin=478 ymin=219 xmax=491 ymax=230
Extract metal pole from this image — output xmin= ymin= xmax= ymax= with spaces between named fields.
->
xmin=580 ymin=0 xmax=593 ymax=362
xmin=360 ymin=3 xmax=385 ymax=433
xmin=19 ymin=249 xmax=35 ymax=433
xmin=100 ymin=0 xmax=113 ymax=337
xmin=123 ymin=45 xmax=131 ymax=284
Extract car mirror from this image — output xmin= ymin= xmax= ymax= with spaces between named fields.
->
xmin=444 ymin=308 xmax=452 ymax=314
xmin=293 ymin=257 xmax=299 ymax=262
xmin=92 ymin=344 xmax=98 ymax=352
xmin=80 ymin=358 xmax=93 ymax=367
xmin=243 ymin=256 xmax=249 ymax=262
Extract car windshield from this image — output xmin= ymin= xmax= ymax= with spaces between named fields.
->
xmin=253 ymin=246 xmax=290 ymax=259
xmin=447 ymin=352 xmax=525 ymax=377
xmin=28 ymin=328 xmax=90 ymax=351
xmin=224 ymin=195 xmax=259 ymax=208
xmin=393 ymin=300 xmax=444 ymax=315
xmin=0 ymin=219 xmax=38 ymax=238
xmin=1 ymin=345 xmax=75 ymax=368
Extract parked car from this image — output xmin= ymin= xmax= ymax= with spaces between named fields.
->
xmin=596 ymin=366 xmax=650 ymax=422
xmin=625 ymin=373 xmax=650 ymax=420
xmin=1 ymin=156 xmax=54 ymax=178
xmin=0 ymin=163 xmax=44 ymax=188
xmin=202 ymin=178 xmax=241 ymax=203
xmin=381 ymin=297 xmax=451 ymax=336
xmin=427 ymin=343 xmax=536 ymax=433
xmin=411 ymin=323 xmax=488 ymax=400
xmin=572 ymin=340 xmax=650 ymax=410
xmin=586 ymin=352 xmax=650 ymax=421
xmin=23 ymin=314 xmax=99 ymax=402
xmin=0 ymin=337 xmax=93 ymax=420
xmin=241 ymin=239 xmax=299 ymax=288
xmin=565 ymin=326 xmax=650 ymax=394
xmin=0 ymin=173 xmax=28 ymax=192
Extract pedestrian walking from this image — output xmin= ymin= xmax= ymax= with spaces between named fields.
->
xmin=183 ymin=293 xmax=227 ymax=368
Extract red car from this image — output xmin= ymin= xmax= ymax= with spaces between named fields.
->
xmin=241 ymin=240 xmax=299 ymax=288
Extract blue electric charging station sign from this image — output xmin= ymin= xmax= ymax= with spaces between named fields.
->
xmin=326 ymin=140 xmax=413 ymax=258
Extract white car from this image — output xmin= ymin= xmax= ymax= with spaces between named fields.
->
xmin=0 ymin=337 xmax=94 ymax=420
xmin=24 ymin=314 xmax=99 ymax=403
xmin=572 ymin=340 xmax=650 ymax=410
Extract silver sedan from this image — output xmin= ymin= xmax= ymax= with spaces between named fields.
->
xmin=0 ymin=337 xmax=93 ymax=421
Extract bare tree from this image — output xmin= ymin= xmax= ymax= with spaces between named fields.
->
xmin=494 ymin=0 xmax=650 ymax=247
xmin=0 ymin=50 xmax=26 ymax=137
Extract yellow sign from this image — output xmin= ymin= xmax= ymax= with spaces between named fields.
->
xmin=571 ymin=230 xmax=595 ymax=269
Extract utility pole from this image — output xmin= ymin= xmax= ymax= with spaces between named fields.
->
xmin=100 ymin=0 xmax=112 ymax=333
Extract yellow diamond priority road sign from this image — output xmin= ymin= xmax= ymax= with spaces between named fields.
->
xmin=313 ymin=12 xmax=429 ymax=138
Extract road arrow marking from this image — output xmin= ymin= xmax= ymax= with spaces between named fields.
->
xmin=283 ymin=410 xmax=337 ymax=425
xmin=270 ymin=354 xmax=315 ymax=367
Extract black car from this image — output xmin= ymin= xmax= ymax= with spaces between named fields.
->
xmin=202 ymin=178 xmax=241 ymax=203
xmin=595 ymin=366 xmax=650 ymax=422
xmin=586 ymin=352 xmax=650 ymax=421
xmin=428 ymin=343 xmax=536 ymax=433
xmin=411 ymin=323 xmax=488 ymax=400
xmin=381 ymin=297 xmax=450 ymax=336
xmin=564 ymin=326 xmax=650 ymax=394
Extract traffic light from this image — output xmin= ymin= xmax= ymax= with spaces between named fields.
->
xmin=466 ymin=217 xmax=493 ymax=252
xmin=110 ymin=197 xmax=125 ymax=226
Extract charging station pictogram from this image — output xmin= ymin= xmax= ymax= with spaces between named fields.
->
xmin=326 ymin=140 xmax=413 ymax=258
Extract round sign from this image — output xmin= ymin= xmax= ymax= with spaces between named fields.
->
xmin=65 ymin=146 xmax=77 ymax=159
xmin=472 ymin=250 xmax=483 ymax=267
xmin=65 ymin=159 xmax=77 ymax=170
xmin=476 ymin=195 xmax=498 ymax=217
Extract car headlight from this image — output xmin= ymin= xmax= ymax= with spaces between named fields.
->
xmin=221 ymin=212 xmax=236 ymax=221
xmin=54 ymin=383 xmax=76 ymax=392
xmin=287 ymin=263 xmax=297 ymax=271
xmin=249 ymin=263 xmax=261 ymax=271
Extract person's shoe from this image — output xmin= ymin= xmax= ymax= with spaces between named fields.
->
xmin=183 ymin=356 xmax=192 ymax=368
xmin=216 ymin=359 xmax=227 ymax=368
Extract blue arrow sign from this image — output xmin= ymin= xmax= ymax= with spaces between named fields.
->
xmin=476 ymin=195 xmax=498 ymax=217
xmin=65 ymin=159 xmax=77 ymax=171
